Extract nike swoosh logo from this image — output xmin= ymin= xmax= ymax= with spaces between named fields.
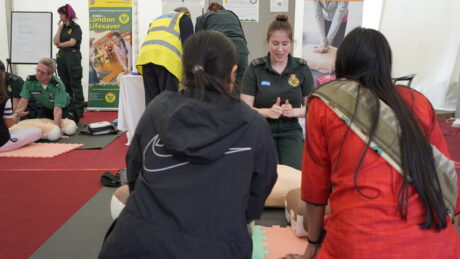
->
xmin=142 ymin=135 xmax=252 ymax=173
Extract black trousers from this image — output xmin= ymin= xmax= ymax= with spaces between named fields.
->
xmin=34 ymin=103 xmax=79 ymax=123
xmin=142 ymin=63 xmax=179 ymax=105
xmin=324 ymin=20 xmax=347 ymax=48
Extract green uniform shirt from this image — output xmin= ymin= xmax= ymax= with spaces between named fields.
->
xmin=20 ymin=75 xmax=70 ymax=109
xmin=195 ymin=10 xmax=249 ymax=55
xmin=60 ymin=22 xmax=82 ymax=50
xmin=5 ymin=72 xmax=24 ymax=99
xmin=196 ymin=10 xmax=245 ymax=39
xmin=241 ymin=54 xmax=314 ymax=108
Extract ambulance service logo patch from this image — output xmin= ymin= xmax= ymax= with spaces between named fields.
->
xmin=288 ymin=74 xmax=299 ymax=87
xmin=105 ymin=92 xmax=116 ymax=103
xmin=67 ymin=29 xmax=72 ymax=35
xmin=119 ymin=14 xmax=130 ymax=24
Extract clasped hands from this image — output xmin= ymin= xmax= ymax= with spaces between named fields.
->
xmin=266 ymin=97 xmax=297 ymax=119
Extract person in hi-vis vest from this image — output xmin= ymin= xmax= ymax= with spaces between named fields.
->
xmin=137 ymin=7 xmax=194 ymax=105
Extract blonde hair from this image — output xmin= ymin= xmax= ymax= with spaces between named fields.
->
xmin=38 ymin=58 xmax=57 ymax=74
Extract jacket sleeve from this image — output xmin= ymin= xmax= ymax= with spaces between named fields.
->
xmin=179 ymin=15 xmax=194 ymax=45
xmin=195 ymin=16 xmax=204 ymax=32
xmin=246 ymin=117 xmax=278 ymax=222
xmin=126 ymin=132 xmax=143 ymax=192
xmin=240 ymin=64 xmax=257 ymax=96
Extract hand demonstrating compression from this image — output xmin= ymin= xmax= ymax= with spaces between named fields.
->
xmin=314 ymin=41 xmax=330 ymax=53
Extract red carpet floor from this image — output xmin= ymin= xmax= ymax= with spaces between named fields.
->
xmin=0 ymin=111 xmax=128 ymax=258
xmin=0 ymin=171 xmax=103 ymax=259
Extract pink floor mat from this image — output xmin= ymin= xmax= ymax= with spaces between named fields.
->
xmin=263 ymin=225 xmax=307 ymax=259
xmin=0 ymin=143 xmax=84 ymax=158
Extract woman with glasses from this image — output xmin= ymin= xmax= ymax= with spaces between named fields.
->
xmin=13 ymin=58 xmax=77 ymax=137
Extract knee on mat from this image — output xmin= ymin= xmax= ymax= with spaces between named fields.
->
xmin=46 ymin=126 xmax=61 ymax=141
xmin=111 ymin=193 xmax=126 ymax=220
xmin=62 ymin=120 xmax=77 ymax=135
xmin=110 ymin=185 xmax=130 ymax=220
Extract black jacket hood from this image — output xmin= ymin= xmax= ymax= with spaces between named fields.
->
xmin=148 ymin=90 xmax=257 ymax=163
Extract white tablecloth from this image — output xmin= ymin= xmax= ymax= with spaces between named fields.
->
xmin=118 ymin=75 xmax=145 ymax=145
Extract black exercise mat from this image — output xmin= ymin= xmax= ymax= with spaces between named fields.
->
xmin=39 ymin=123 xmax=124 ymax=149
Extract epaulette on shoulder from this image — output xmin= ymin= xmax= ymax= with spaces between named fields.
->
xmin=27 ymin=75 xmax=37 ymax=81
xmin=50 ymin=78 xmax=61 ymax=87
xmin=251 ymin=57 xmax=267 ymax=66
xmin=71 ymin=22 xmax=81 ymax=29
xmin=298 ymin=58 xmax=308 ymax=65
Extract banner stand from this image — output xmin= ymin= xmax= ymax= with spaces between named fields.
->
xmin=87 ymin=0 xmax=133 ymax=111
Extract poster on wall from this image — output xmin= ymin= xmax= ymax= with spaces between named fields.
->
xmin=302 ymin=0 xmax=363 ymax=87
xmin=270 ymin=0 xmax=289 ymax=13
xmin=87 ymin=0 xmax=133 ymax=110
xmin=223 ymin=0 xmax=259 ymax=22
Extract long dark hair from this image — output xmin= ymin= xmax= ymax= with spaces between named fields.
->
xmin=334 ymin=27 xmax=448 ymax=230
xmin=182 ymin=31 xmax=239 ymax=101
xmin=0 ymin=71 xmax=7 ymax=103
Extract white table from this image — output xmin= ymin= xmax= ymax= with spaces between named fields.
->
xmin=118 ymin=75 xmax=146 ymax=145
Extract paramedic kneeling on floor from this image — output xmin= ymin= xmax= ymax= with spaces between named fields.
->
xmin=13 ymin=58 xmax=78 ymax=132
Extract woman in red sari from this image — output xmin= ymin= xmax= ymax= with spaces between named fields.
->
xmin=289 ymin=28 xmax=459 ymax=258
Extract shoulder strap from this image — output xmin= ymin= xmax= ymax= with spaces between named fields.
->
xmin=49 ymin=78 xmax=62 ymax=87
xmin=251 ymin=57 xmax=267 ymax=66
xmin=27 ymin=75 xmax=37 ymax=81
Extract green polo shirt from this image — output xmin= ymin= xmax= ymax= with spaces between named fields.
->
xmin=196 ymin=10 xmax=246 ymax=40
xmin=59 ymin=21 xmax=82 ymax=50
xmin=5 ymin=72 xmax=24 ymax=99
xmin=20 ymin=75 xmax=70 ymax=109
xmin=195 ymin=10 xmax=249 ymax=56
xmin=241 ymin=54 xmax=314 ymax=109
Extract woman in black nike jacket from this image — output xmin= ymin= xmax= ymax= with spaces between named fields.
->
xmin=99 ymin=31 xmax=277 ymax=259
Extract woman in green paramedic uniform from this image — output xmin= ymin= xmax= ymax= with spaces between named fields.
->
xmin=54 ymin=4 xmax=84 ymax=119
xmin=241 ymin=14 xmax=314 ymax=170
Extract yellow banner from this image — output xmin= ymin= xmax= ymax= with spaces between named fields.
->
xmin=88 ymin=0 xmax=132 ymax=8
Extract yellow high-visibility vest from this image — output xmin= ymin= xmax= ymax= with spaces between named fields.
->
xmin=136 ymin=12 xmax=184 ymax=81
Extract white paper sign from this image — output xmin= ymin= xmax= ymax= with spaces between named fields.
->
xmin=223 ymin=0 xmax=259 ymax=22
xmin=270 ymin=0 xmax=289 ymax=12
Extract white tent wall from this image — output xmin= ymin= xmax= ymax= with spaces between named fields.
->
xmin=362 ymin=0 xmax=384 ymax=30
xmin=135 ymin=0 xmax=162 ymax=69
xmin=379 ymin=0 xmax=460 ymax=111
xmin=2 ymin=0 xmax=459 ymax=111
xmin=449 ymin=44 xmax=460 ymax=112
xmin=0 ymin=0 xmax=9 ymax=63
